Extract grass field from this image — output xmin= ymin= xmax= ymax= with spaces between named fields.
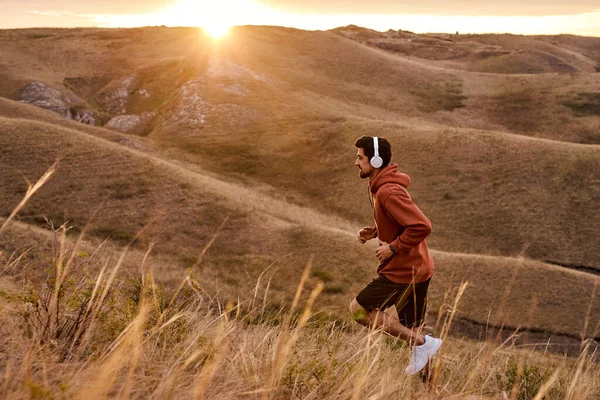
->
xmin=0 ymin=214 xmax=598 ymax=399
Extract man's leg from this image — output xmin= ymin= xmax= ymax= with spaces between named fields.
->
xmin=349 ymin=298 xmax=425 ymax=346
xmin=393 ymin=278 xmax=442 ymax=376
xmin=396 ymin=278 xmax=430 ymax=330
xmin=350 ymin=277 xmax=442 ymax=376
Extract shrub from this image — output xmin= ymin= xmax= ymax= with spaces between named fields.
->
xmin=497 ymin=360 xmax=557 ymax=400
xmin=22 ymin=225 xmax=122 ymax=359
xmin=312 ymin=270 xmax=333 ymax=282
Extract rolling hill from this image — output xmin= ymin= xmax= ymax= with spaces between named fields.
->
xmin=0 ymin=26 xmax=599 ymax=356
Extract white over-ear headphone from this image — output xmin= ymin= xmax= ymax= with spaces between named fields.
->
xmin=370 ymin=136 xmax=383 ymax=168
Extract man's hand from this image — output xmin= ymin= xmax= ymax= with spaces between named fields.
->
xmin=375 ymin=239 xmax=394 ymax=262
xmin=357 ymin=226 xmax=377 ymax=244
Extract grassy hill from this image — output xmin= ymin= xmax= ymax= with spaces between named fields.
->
xmin=2 ymin=26 xmax=594 ymax=270
xmin=333 ymin=27 xmax=600 ymax=73
xmin=1 ymin=97 xmax=598 ymax=351
xmin=0 ymin=26 xmax=599 ymax=391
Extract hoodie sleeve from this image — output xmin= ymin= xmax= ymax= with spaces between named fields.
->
xmin=383 ymin=187 xmax=432 ymax=251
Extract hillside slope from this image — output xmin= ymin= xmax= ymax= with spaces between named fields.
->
xmin=2 ymin=95 xmax=598 ymax=268
xmin=1 ymin=102 xmax=598 ymax=351
xmin=0 ymin=27 xmax=599 ymax=353
xmin=1 ymin=26 xmax=599 ymax=144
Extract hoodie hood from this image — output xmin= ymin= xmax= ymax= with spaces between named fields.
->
xmin=369 ymin=163 xmax=411 ymax=193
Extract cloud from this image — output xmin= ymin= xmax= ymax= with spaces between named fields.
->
xmin=30 ymin=10 xmax=76 ymax=17
xmin=28 ymin=10 xmax=127 ymax=27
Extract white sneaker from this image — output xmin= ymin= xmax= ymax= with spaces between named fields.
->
xmin=405 ymin=335 xmax=443 ymax=375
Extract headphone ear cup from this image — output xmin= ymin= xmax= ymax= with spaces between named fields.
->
xmin=370 ymin=156 xmax=383 ymax=169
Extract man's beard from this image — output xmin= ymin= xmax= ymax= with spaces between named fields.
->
xmin=359 ymin=170 xmax=369 ymax=179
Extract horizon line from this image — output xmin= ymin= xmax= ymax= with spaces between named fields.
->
xmin=1 ymin=24 xmax=599 ymax=38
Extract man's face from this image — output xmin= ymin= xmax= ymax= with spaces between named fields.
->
xmin=355 ymin=148 xmax=373 ymax=179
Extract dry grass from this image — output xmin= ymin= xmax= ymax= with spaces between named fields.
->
xmin=333 ymin=27 xmax=600 ymax=74
xmin=1 ymin=226 xmax=599 ymax=399
xmin=0 ymin=106 xmax=599 ymax=351
xmin=0 ymin=166 xmax=598 ymax=400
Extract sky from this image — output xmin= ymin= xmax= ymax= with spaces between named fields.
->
xmin=1 ymin=0 xmax=600 ymax=37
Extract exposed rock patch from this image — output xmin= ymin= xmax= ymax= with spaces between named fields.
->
xmin=98 ymin=76 xmax=138 ymax=114
xmin=217 ymin=83 xmax=249 ymax=97
xmin=105 ymin=112 xmax=156 ymax=135
xmin=17 ymin=81 xmax=101 ymax=125
xmin=138 ymin=89 xmax=151 ymax=98
xmin=156 ymin=70 xmax=264 ymax=135
xmin=71 ymin=106 xmax=100 ymax=125
xmin=164 ymin=78 xmax=209 ymax=129
xmin=18 ymin=81 xmax=77 ymax=118
xmin=18 ymin=61 xmax=269 ymax=136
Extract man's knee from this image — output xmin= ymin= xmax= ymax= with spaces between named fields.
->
xmin=349 ymin=298 xmax=368 ymax=322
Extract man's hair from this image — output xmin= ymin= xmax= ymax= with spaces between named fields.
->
xmin=354 ymin=136 xmax=392 ymax=168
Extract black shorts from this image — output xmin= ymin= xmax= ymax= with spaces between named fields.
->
xmin=356 ymin=275 xmax=431 ymax=328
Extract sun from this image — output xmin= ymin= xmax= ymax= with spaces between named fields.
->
xmin=164 ymin=0 xmax=262 ymax=40
xmin=201 ymin=23 xmax=231 ymax=40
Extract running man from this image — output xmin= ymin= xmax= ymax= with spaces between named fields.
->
xmin=350 ymin=135 xmax=442 ymax=375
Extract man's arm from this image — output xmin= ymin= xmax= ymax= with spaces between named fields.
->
xmin=383 ymin=188 xmax=432 ymax=252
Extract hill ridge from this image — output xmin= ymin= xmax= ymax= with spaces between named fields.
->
xmin=0 ymin=115 xmax=356 ymax=236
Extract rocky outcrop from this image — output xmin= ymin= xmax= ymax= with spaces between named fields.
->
xmin=71 ymin=106 xmax=102 ymax=125
xmin=98 ymin=76 xmax=138 ymax=114
xmin=105 ymin=112 xmax=156 ymax=135
xmin=155 ymin=60 xmax=267 ymax=135
xmin=17 ymin=61 xmax=266 ymax=135
xmin=18 ymin=81 xmax=77 ymax=118
xmin=17 ymin=81 xmax=100 ymax=125
xmin=165 ymin=78 xmax=209 ymax=128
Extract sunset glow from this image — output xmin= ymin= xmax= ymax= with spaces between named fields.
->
xmin=163 ymin=0 xmax=241 ymax=39
xmin=1 ymin=0 xmax=599 ymax=37
xmin=157 ymin=0 xmax=272 ymax=39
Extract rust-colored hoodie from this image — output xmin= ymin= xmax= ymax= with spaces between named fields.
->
xmin=369 ymin=164 xmax=434 ymax=284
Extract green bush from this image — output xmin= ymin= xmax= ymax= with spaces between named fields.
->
xmin=497 ymin=360 xmax=558 ymax=400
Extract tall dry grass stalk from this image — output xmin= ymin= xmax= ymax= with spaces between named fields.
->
xmin=77 ymin=300 xmax=151 ymax=399
xmin=0 ymin=160 xmax=58 ymax=234
xmin=430 ymin=280 xmax=469 ymax=386
xmin=582 ymin=280 xmax=599 ymax=347
xmin=350 ymin=329 xmax=383 ymax=400
xmin=191 ymin=301 xmax=234 ymax=400
xmin=151 ymin=214 xmax=231 ymax=334
xmin=565 ymin=341 xmax=596 ymax=400
xmin=1 ymin=248 xmax=31 ymax=274
xmin=2 ymin=242 xmax=599 ymax=399
xmin=263 ymin=256 xmax=324 ymax=400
